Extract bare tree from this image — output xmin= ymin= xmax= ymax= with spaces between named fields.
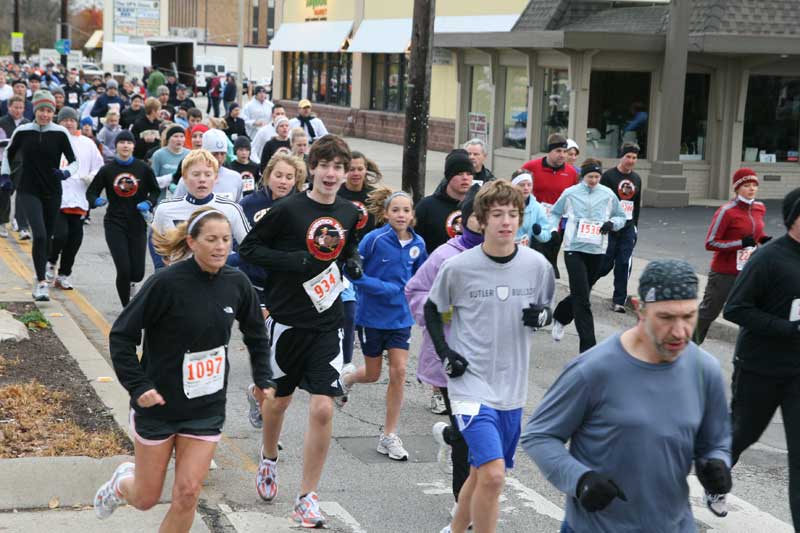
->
xmin=0 ymin=0 xmax=62 ymax=56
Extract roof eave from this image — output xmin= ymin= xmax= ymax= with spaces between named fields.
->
xmin=433 ymin=30 xmax=564 ymax=49
xmin=692 ymin=33 xmax=800 ymax=55
xmin=563 ymin=31 xmax=665 ymax=52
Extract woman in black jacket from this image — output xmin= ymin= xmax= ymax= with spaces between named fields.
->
xmin=224 ymin=102 xmax=247 ymax=141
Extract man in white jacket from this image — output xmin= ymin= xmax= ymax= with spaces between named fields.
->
xmin=242 ymin=86 xmax=274 ymax=139
xmin=47 ymin=106 xmax=104 ymax=289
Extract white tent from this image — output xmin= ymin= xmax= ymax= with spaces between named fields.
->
xmin=101 ymin=41 xmax=151 ymax=68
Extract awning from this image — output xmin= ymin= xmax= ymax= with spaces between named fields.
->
xmin=348 ymin=18 xmax=412 ymax=54
xmin=84 ymin=30 xmax=103 ymax=50
xmin=434 ymin=14 xmax=520 ymax=33
xmin=102 ymin=41 xmax=152 ymax=67
xmin=268 ymin=21 xmax=353 ymax=52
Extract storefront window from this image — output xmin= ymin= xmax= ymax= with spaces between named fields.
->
xmin=370 ymin=54 xmax=408 ymax=112
xmin=680 ymin=73 xmax=710 ymax=160
xmin=586 ymin=71 xmax=651 ymax=158
xmin=540 ymin=68 xmax=569 ymax=152
xmin=742 ymin=76 xmax=800 ymax=163
xmin=468 ymin=66 xmax=493 ymax=144
xmin=282 ymin=52 xmax=351 ymax=107
xmin=502 ymin=66 xmax=528 ymax=149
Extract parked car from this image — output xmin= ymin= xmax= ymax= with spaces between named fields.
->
xmin=80 ymin=62 xmax=104 ymax=79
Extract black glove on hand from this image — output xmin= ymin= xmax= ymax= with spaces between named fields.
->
xmin=758 ymin=235 xmax=772 ymax=245
xmin=577 ymin=471 xmax=627 ymax=512
xmin=343 ymin=255 xmax=363 ymax=280
xmin=550 ymin=231 xmax=562 ymax=246
xmin=522 ymin=304 xmax=553 ymax=329
xmin=440 ymin=346 xmax=469 ymax=378
xmin=532 ymin=223 xmax=542 ymax=236
xmin=741 ymin=235 xmax=756 ymax=248
xmin=289 ymin=251 xmax=314 ymax=272
xmin=600 ymin=221 xmax=614 ymax=235
xmin=0 ymin=174 xmax=12 ymax=192
xmin=695 ymin=458 xmax=732 ymax=494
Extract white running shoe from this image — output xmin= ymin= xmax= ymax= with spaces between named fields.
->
xmin=246 ymin=383 xmax=263 ymax=428
xmin=129 ymin=282 xmax=138 ymax=300
xmin=94 ymin=462 xmax=135 ymax=519
xmin=430 ymin=391 xmax=447 ymax=414
xmin=377 ymin=432 xmax=409 ymax=461
xmin=32 ymin=281 xmax=49 ymax=302
xmin=705 ymin=491 xmax=728 ymax=517
xmin=292 ymin=492 xmax=326 ymax=528
xmin=55 ymin=275 xmax=73 ymax=290
xmin=18 ymin=229 xmax=31 ymax=240
xmin=45 ymin=262 xmax=56 ymax=284
xmin=0 ymin=225 xmax=8 ymax=238
xmin=551 ymin=320 xmax=565 ymax=342
xmin=433 ymin=422 xmax=453 ymax=474
xmin=440 ymin=526 xmax=452 ymax=533
xmin=335 ymin=363 xmax=356 ymax=408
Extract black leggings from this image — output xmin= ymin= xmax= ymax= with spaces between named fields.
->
xmin=48 ymin=212 xmax=84 ymax=276
xmin=553 ymin=251 xmax=604 ymax=353
xmin=17 ymin=192 xmax=61 ymax=281
xmin=440 ymin=387 xmax=470 ymax=502
xmin=104 ymin=218 xmax=147 ymax=306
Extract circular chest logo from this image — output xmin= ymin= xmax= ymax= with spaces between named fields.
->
xmin=445 ymin=210 xmax=463 ymax=238
xmin=113 ymin=172 xmax=139 ymax=197
xmin=253 ymin=207 xmax=270 ymax=223
xmin=618 ymin=179 xmax=636 ymax=201
xmin=351 ymin=201 xmax=369 ymax=230
xmin=306 ymin=217 xmax=346 ymax=261
xmin=409 ymin=245 xmax=421 ymax=259
xmin=241 ymin=171 xmax=255 ymax=181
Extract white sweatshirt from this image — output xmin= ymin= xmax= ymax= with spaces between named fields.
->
xmin=59 ymin=133 xmax=104 ymax=211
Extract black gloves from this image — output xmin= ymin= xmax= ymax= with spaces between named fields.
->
xmin=343 ymin=255 xmax=363 ymax=280
xmin=440 ymin=346 xmax=469 ymax=378
xmin=522 ymin=304 xmax=553 ymax=329
xmin=758 ymin=235 xmax=772 ymax=245
xmin=52 ymin=168 xmax=70 ymax=181
xmin=741 ymin=235 xmax=756 ymax=248
xmin=600 ymin=221 xmax=614 ymax=235
xmin=695 ymin=458 xmax=732 ymax=494
xmin=532 ymin=223 xmax=542 ymax=236
xmin=0 ymin=174 xmax=12 ymax=192
xmin=576 ymin=471 xmax=627 ymax=512
xmin=550 ymin=231 xmax=562 ymax=246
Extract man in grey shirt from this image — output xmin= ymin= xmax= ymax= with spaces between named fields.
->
xmin=522 ymin=259 xmax=732 ymax=533
xmin=425 ymin=181 xmax=555 ymax=533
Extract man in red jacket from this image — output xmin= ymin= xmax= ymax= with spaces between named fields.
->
xmin=522 ymin=133 xmax=578 ymax=277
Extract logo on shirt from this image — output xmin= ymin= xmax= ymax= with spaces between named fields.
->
xmin=409 ymin=245 xmax=421 ymax=259
xmin=496 ymin=286 xmax=510 ymax=301
xmin=113 ymin=172 xmax=139 ymax=197
xmin=306 ymin=216 xmax=346 ymax=261
xmin=618 ymin=179 xmax=636 ymax=200
xmin=223 ymin=306 xmax=233 ymax=314
xmin=445 ymin=210 xmax=463 ymax=238
xmin=240 ymin=171 xmax=255 ymax=181
xmin=253 ymin=207 xmax=270 ymax=223
xmin=351 ymin=201 xmax=369 ymax=230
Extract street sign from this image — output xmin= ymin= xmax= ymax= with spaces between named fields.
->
xmin=55 ymin=39 xmax=71 ymax=56
xmin=11 ymin=32 xmax=23 ymax=53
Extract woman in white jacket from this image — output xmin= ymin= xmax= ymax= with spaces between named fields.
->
xmin=47 ymin=106 xmax=104 ymax=289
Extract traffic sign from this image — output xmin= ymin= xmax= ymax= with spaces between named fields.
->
xmin=11 ymin=32 xmax=23 ymax=53
xmin=55 ymin=39 xmax=71 ymax=56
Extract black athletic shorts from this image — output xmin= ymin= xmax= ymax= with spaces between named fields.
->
xmin=267 ymin=318 xmax=344 ymax=398
xmin=129 ymin=410 xmax=225 ymax=445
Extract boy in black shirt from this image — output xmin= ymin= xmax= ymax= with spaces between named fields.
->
xmin=226 ymin=136 xmax=260 ymax=196
xmin=239 ymin=134 xmax=361 ymax=528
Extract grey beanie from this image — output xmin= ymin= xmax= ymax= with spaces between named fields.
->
xmin=638 ymin=259 xmax=699 ymax=303
xmin=56 ymin=106 xmax=79 ymax=124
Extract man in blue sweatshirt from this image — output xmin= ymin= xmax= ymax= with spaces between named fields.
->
xmin=523 ymin=259 xmax=732 ymax=533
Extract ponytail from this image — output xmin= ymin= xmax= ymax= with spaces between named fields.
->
xmin=151 ymin=207 xmax=229 ymax=263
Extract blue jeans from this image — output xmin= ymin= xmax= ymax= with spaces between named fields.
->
xmin=560 ymin=522 xmax=575 ymax=533
xmin=598 ymin=224 xmax=637 ymax=306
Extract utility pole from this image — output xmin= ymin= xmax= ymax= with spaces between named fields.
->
xmin=60 ymin=0 xmax=69 ymax=69
xmin=237 ymin=0 xmax=245 ymax=104
xmin=401 ymin=0 xmax=436 ymax=202
xmin=13 ymin=0 xmax=20 ymax=64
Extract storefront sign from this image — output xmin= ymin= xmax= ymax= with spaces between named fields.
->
xmin=468 ymin=112 xmax=489 ymax=143
xmin=433 ymin=48 xmax=452 ymax=66
xmin=306 ymin=0 xmax=328 ymax=18
xmin=114 ymin=0 xmax=161 ymax=39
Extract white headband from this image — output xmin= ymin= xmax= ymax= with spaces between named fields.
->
xmin=384 ymin=191 xmax=412 ymax=208
xmin=511 ymin=174 xmax=533 ymax=186
xmin=188 ymin=209 xmax=224 ymax=235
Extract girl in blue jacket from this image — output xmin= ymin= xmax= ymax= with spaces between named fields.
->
xmin=337 ymin=187 xmax=427 ymax=462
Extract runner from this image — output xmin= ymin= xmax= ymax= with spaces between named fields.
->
xmin=565 ymin=139 xmax=580 ymax=174
xmin=0 ymin=90 xmax=78 ymax=301
xmin=251 ymin=104 xmax=286 ymax=165
xmin=289 ymin=99 xmax=328 ymax=144
xmin=96 ymin=110 xmax=122 ymax=161
xmin=131 ymin=97 xmax=162 ymax=160
xmin=120 ymin=94 xmax=143 ymax=129
xmin=523 ymin=259 xmax=732 ymax=533
xmin=405 ymin=185 xmax=482 ymax=509
xmin=510 ymin=170 xmax=552 ymax=248
xmin=223 ymin=102 xmax=247 ymax=141
xmin=415 ymin=149 xmax=474 ymax=255
xmin=0 ymin=94 xmax=29 ymax=239
xmin=425 ymin=180 xmax=555 ymax=533
xmin=86 ymin=130 xmax=160 ymax=306
xmin=96 ymin=207 xmax=275 ymax=532
xmin=337 ymin=188 xmax=427 ymax=462
xmin=227 ymin=137 xmax=261 ymax=197
xmin=549 ymin=158 xmax=626 ymax=352
xmin=174 ymin=129 xmax=244 ymax=202
xmin=184 ymin=108 xmax=204 ymax=148
xmin=151 ymin=125 xmax=190 ymax=194
xmin=238 ymin=134 xmax=361 ymax=528
xmin=706 ymin=188 xmax=800 ymax=522
xmin=46 ymin=106 xmax=104 ymax=290
xmin=257 ymin=116 xmax=291 ymax=173
xmin=596 ymin=142 xmax=644 ymax=313
xmin=693 ymin=168 xmax=768 ymax=344
xmin=463 ymin=138 xmax=495 ymax=183
xmin=242 ymin=85 xmax=274 ymax=139
xmin=522 ymin=133 xmax=579 ymax=278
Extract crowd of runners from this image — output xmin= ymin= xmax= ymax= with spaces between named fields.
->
xmin=1 ymin=61 xmax=799 ymax=533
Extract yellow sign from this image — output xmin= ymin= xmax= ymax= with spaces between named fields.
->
xmin=306 ymin=0 xmax=328 ymax=18
xmin=11 ymin=32 xmax=23 ymax=53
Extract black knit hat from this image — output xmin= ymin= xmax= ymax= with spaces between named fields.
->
xmin=115 ymin=129 xmax=135 ymax=146
xmin=164 ymin=125 xmax=185 ymax=143
xmin=783 ymin=187 xmax=800 ymax=229
xmin=444 ymin=149 xmax=474 ymax=180
xmin=459 ymin=183 xmax=481 ymax=224
xmin=234 ymin=135 xmax=251 ymax=151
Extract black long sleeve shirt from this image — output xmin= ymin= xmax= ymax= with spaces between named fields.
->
xmin=2 ymin=121 xmax=78 ymax=197
xmin=110 ymin=259 xmax=272 ymax=420
xmin=86 ymin=158 xmax=160 ymax=226
xmin=724 ymin=235 xmax=800 ymax=375
xmin=600 ymin=167 xmax=642 ymax=229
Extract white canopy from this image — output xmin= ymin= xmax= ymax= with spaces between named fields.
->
xmin=348 ymin=18 xmax=413 ymax=54
xmin=102 ymin=41 xmax=151 ymax=67
xmin=268 ymin=21 xmax=353 ymax=53
xmin=434 ymin=14 xmax=521 ymax=33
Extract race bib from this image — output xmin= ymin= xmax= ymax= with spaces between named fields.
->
xmin=182 ymin=345 xmax=226 ymax=399
xmin=575 ymin=219 xmax=603 ymax=245
xmin=736 ymin=246 xmax=755 ymax=271
xmin=302 ymin=262 xmax=345 ymax=313
xmin=790 ymin=299 xmax=799 ymax=321
xmin=541 ymin=202 xmax=553 ymax=218
xmin=108 ymin=103 xmax=120 ymax=114
xmin=620 ymin=200 xmax=634 ymax=221
xmin=242 ymin=177 xmax=255 ymax=192
xmin=68 ymin=92 xmax=78 ymax=104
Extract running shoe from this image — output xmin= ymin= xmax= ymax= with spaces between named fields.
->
xmin=94 ymin=461 xmax=135 ymax=519
xmin=440 ymin=526 xmax=452 ymax=533
xmin=334 ymin=363 xmax=356 ymax=408
xmin=256 ymin=448 xmax=278 ymax=502
xmin=611 ymin=303 xmax=626 ymax=314
xmin=246 ymin=383 xmax=263 ymax=428
xmin=433 ymin=422 xmax=453 ymax=474
xmin=705 ymin=491 xmax=728 ymax=517
xmin=18 ymin=229 xmax=31 ymax=240
xmin=292 ymin=492 xmax=326 ymax=528
xmin=11 ymin=219 xmax=18 ymax=232
xmin=32 ymin=281 xmax=49 ymax=302
xmin=551 ymin=320 xmax=565 ymax=342
xmin=45 ymin=262 xmax=56 ymax=284
xmin=0 ymin=225 xmax=8 ymax=238
xmin=430 ymin=391 xmax=447 ymax=414
xmin=55 ymin=275 xmax=73 ymax=290
xmin=377 ymin=432 xmax=409 ymax=461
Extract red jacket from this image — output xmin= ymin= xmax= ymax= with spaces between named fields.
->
xmin=705 ymin=198 xmax=766 ymax=275
xmin=522 ymin=157 xmax=578 ymax=206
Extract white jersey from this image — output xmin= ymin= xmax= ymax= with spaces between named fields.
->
xmin=152 ymin=193 xmax=251 ymax=244
xmin=174 ymin=166 xmax=243 ymax=202
xmin=250 ymin=123 xmax=277 ymax=164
